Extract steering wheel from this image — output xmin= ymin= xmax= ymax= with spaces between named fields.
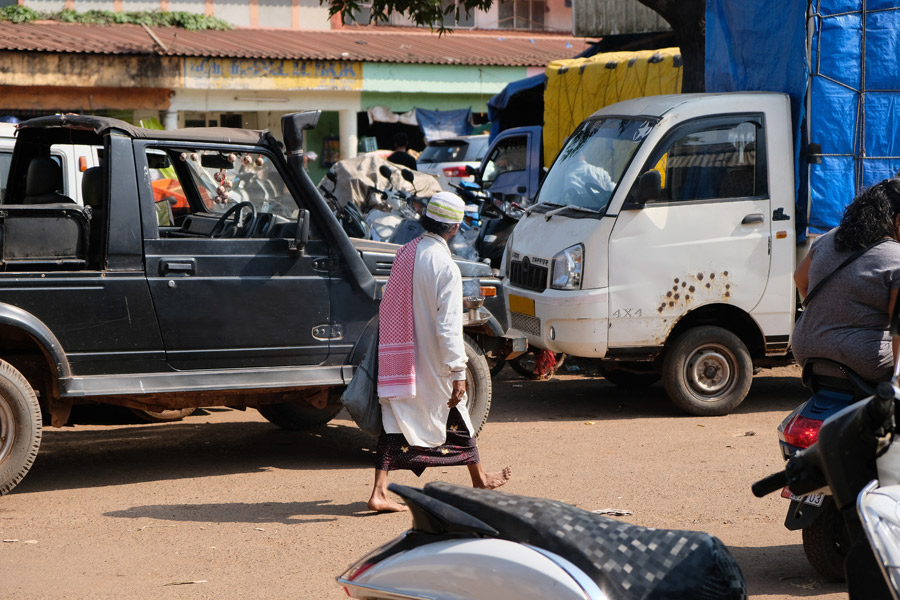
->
xmin=209 ymin=201 xmax=257 ymax=238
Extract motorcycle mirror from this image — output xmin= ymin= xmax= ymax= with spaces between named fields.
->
xmin=379 ymin=165 xmax=393 ymax=179
xmin=401 ymin=169 xmax=415 ymax=183
xmin=464 ymin=164 xmax=477 ymax=177
xmin=326 ymin=170 xmax=337 ymax=183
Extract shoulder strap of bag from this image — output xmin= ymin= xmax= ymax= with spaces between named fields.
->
xmin=801 ymin=238 xmax=891 ymax=308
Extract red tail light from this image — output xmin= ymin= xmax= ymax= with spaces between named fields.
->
xmin=443 ymin=166 xmax=469 ymax=178
xmin=782 ymin=414 xmax=823 ymax=448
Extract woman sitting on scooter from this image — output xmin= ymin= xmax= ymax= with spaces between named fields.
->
xmin=792 ymin=178 xmax=900 ymax=383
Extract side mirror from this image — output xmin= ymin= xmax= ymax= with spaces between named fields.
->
xmin=464 ymin=165 xmax=477 ymax=176
xmin=401 ymin=169 xmax=415 ymax=183
xmin=516 ymin=185 xmax=527 ymax=194
xmin=635 ymin=170 xmax=661 ymax=204
xmin=326 ymin=170 xmax=337 ymax=183
xmin=291 ymin=208 xmax=310 ymax=252
xmin=379 ymin=165 xmax=393 ymax=179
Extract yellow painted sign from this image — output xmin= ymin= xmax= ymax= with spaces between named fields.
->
xmin=185 ymin=58 xmax=362 ymax=91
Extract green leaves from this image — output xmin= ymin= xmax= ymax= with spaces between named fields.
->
xmin=0 ymin=7 xmax=232 ymax=30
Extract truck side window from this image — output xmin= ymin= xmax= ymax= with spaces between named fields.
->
xmin=482 ymin=137 xmax=527 ymax=188
xmin=651 ymin=120 xmax=763 ymax=203
xmin=0 ymin=150 xmax=11 ymax=202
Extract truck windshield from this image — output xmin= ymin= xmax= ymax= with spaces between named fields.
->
xmin=538 ymin=117 xmax=651 ymax=212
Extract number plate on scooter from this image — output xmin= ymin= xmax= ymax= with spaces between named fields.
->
xmin=781 ymin=486 xmax=824 ymax=507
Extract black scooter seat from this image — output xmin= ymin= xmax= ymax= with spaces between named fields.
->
xmin=421 ymin=481 xmax=747 ymax=600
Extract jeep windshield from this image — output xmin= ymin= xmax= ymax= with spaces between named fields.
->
xmin=537 ymin=117 xmax=652 ymax=213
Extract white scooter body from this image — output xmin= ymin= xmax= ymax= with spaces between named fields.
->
xmin=340 ymin=537 xmax=607 ymax=600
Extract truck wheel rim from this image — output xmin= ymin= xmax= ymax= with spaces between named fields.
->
xmin=685 ymin=345 xmax=734 ymax=397
xmin=0 ymin=396 xmax=14 ymax=464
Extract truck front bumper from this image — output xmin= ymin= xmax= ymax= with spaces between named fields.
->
xmin=506 ymin=286 xmax=609 ymax=357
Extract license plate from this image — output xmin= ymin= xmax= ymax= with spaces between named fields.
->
xmin=508 ymin=294 xmax=535 ymax=317
xmin=781 ymin=486 xmax=825 ymax=507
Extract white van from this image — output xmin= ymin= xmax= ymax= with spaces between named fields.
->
xmin=503 ymin=93 xmax=799 ymax=416
xmin=0 ymin=122 xmax=99 ymax=204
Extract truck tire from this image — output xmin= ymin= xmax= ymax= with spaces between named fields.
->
xmin=662 ymin=326 xmax=752 ymax=416
xmin=464 ymin=335 xmax=492 ymax=438
xmin=802 ymin=502 xmax=848 ymax=583
xmin=600 ymin=363 xmax=661 ymax=388
xmin=509 ymin=350 xmax=539 ymax=379
xmin=257 ymin=394 xmax=343 ymax=430
xmin=0 ymin=360 xmax=42 ymax=496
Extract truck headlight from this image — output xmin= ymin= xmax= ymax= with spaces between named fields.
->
xmin=550 ymin=244 xmax=584 ymax=290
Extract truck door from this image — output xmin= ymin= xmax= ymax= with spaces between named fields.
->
xmin=480 ymin=127 xmax=541 ymax=202
xmin=140 ymin=144 xmax=332 ymax=370
xmin=607 ymin=115 xmax=771 ymax=348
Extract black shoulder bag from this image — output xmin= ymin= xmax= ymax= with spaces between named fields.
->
xmin=801 ymin=238 xmax=891 ymax=308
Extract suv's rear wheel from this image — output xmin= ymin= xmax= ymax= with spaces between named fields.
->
xmin=0 ymin=360 xmax=42 ymax=496
xmin=464 ymin=334 xmax=492 ymax=437
xmin=257 ymin=391 xmax=343 ymax=430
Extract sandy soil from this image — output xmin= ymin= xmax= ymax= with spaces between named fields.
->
xmin=1 ymin=363 xmax=847 ymax=599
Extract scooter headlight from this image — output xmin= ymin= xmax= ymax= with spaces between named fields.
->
xmin=550 ymin=244 xmax=584 ymax=290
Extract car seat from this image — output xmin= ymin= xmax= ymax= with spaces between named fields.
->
xmin=23 ymin=157 xmax=74 ymax=204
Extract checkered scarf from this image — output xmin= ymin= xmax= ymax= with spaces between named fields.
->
xmin=377 ymin=236 xmax=424 ymax=399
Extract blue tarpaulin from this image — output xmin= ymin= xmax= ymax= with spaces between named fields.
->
xmin=706 ymin=1 xmax=900 ymax=238
xmin=415 ymin=108 xmax=473 ymax=142
xmin=487 ymin=73 xmax=546 ymax=141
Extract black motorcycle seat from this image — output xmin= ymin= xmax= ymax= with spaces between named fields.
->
xmin=422 ymin=482 xmax=747 ymax=600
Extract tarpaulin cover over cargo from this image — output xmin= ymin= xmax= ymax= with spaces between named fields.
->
xmin=706 ymin=0 xmax=900 ymax=239
xmin=543 ymin=48 xmax=683 ymax=165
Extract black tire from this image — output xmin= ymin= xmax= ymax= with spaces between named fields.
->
xmin=487 ymin=356 xmax=506 ymax=377
xmin=129 ymin=408 xmax=197 ymax=423
xmin=463 ymin=334 xmax=492 ymax=437
xmin=662 ymin=326 xmax=752 ymax=416
xmin=600 ymin=363 xmax=661 ymax=388
xmin=257 ymin=391 xmax=343 ymax=430
xmin=509 ymin=350 xmax=539 ymax=379
xmin=802 ymin=502 xmax=849 ymax=583
xmin=0 ymin=360 xmax=42 ymax=496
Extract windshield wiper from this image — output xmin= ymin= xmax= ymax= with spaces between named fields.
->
xmin=544 ymin=204 xmax=600 ymax=218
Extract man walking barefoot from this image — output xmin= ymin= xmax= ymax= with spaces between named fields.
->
xmin=368 ymin=191 xmax=511 ymax=513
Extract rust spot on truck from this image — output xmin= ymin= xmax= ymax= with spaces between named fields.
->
xmin=656 ymin=270 xmax=734 ymax=314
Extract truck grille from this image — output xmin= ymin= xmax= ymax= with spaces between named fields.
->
xmin=511 ymin=312 xmax=541 ymax=337
xmin=509 ymin=259 xmax=547 ymax=292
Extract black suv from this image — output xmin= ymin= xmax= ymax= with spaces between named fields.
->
xmin=0 ymin=112 xmax=521 ymax=495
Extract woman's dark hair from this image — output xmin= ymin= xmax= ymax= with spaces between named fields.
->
xmin=420 ymin=214 xmax=457 ymax=235
xmin=835 ymin=178 xmax=900 ymax=250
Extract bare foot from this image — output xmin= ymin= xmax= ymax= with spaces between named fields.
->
xmin=367 ymin=494 xmax=408 ymax=513
xmin=474 ymin=466 xmax=512 ymax=490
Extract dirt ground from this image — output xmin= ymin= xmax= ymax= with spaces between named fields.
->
xmin=1 ymin=363 xmax=847 ymax=600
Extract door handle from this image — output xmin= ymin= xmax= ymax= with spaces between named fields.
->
xmin=741 ymin=213 xmax=765 ymax=225
xmin=160 ymin=259 xmax=196 ymax=276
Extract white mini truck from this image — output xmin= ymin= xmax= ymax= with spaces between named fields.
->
xmin=504 ymin=93 xmax=799 ymax=415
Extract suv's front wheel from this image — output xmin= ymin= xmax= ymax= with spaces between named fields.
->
xmin=0 ymin=360 xmax=42 ymax=496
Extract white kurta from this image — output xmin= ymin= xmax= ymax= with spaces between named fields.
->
xmin=380 ymin=233 xmax=473 ymax=447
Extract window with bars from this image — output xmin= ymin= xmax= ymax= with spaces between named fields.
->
xmin=498 ymin=0 xmax=546 ymax=30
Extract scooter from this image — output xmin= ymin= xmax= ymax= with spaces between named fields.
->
xmin=474 ymin=190 xmax=529 ymax=269
xmin=753 ymin=369 xmax=900 ymax=599
xmin=319 ymin=170 xmax=368 ymax=239
xmin=366 ymin=166 xmax=426 ymax=242
xmin=339 ymin=482 xmax=748 ymax=600
xmin=776 ymin=358 xmax=874 ymax=581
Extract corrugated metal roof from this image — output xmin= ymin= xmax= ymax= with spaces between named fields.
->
xmin=0 ymin=22 xmax=594 ymax=67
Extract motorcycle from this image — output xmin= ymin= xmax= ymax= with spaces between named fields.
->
xmin=366 ymin=165 xmax=428 ymax=242
xmin=338 ymin=482 xmax=748 ymax=600
xmin=753 ymin=371 xmax=900 ymax=599
xmin=473 ymin=190 xmax=530 ymax=270
xmin=776 ymin=357 xmax=874 ymax=581
xmin=319 ymin=170 xmax=368 ymax=239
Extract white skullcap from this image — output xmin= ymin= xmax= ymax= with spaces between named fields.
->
xmin=425 ymin=191 xmax=466 ymax=224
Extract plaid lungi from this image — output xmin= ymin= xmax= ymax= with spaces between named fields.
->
xmin=376 ymin=407 xmax=480 ymax=476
